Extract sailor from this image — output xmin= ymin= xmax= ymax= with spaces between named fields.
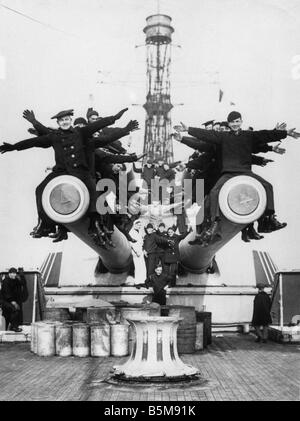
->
xmin=219 ymin=121 xmax=230 ymax=132
xmin=86 ymin=108 xmax=99 ymax=124
xmin=156 ymin=222 xmax=167 ymax=267
xmin=202 ymin=120 xmax=214 ymax=131
xmin=73 ymin=117 xmax=87 ymax=128
xmin=155 ymin=226 xmax=190 ymax=287
xmin=251 ymin=283 xmax=272 ymax=343
xmin=213 ymin=121 xmax=221 ymax=132
xmin=0 ymin=107 xmax=129 ymax=246
xmin=132 ymin=158 xmax=156 ymax=196
xmin=174 ymin=111 xmax=300 ymax=244
xmin=0 ymin=268 xmax=28 ymax=332
xmin=143 ymin=223 xmax=159 ymax=277
xmin=145 ymin=264 xmax=171 ymax=306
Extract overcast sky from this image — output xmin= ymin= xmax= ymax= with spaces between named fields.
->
xmin=0 ymin=0 xmax=299 ymax=272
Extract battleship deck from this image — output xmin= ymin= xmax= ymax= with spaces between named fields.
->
xmin=0 ymin=333 xmax=299 ymax=401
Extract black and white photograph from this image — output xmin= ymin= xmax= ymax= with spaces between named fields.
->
xmin=0 ymin=0 xmax=299 ymax=404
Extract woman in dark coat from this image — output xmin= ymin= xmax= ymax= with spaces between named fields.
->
xmin=251 ymin=283 xmax=272 ymax=343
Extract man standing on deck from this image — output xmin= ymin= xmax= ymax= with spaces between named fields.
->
xmin=252 ymin=283 xmax=272 ymax=343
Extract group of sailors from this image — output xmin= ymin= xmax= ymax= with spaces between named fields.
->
xmin=0 ymin=107 xmax=144 ymax=247
xmin=173 ymin=112 xmax=299 ymax=245
xmin=129 ymin=220 xmax=188 ymax=303
xmin=0 ymin=106 xmax=299 ymax=255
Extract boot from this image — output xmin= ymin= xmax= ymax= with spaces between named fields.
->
xmin=48 ymin=226 xmax=59 ymax=238
xmin=94 ymin=220 xmax=108 ymax=249
xmin=30 ymin=219 xmax=42 ymax=236
xmin=255 ymin=337 xmax=261 ymax=343
xmin=105 ymin=238 xmax=116 ymax=248
xmin=102 ymin=225 xmax=114 ymax=237
xmin=188 ymin=234 xmax=204 ymax=246
xmin=267 ymin=214 xmax=287 ymax=232
xmin=200 ymin=220 xmax=220 ymax=246
xmin=52 ymin=226 xmax=68 ymax=243
xmin=247 ymin=224 xmax=264 ymax=240
xmin=102 ymin=225 xmax=115 ymax=246
xmin=241 ymin=227 xmax=251 ymax=243
xmin=30 ymin=220 xmax=53 ymax=238
xmin=11 ymin=327 xmax=22 ymax=333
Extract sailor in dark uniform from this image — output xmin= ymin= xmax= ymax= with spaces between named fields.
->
xmin=0 ymin=267 xmax=28 ymax=332
xmin=155 ymin=226 xmax=189 ymax=286
xmin=203 ymin=120 xmax=215 ymax=131
xmin=0 ymin=107 xmax=129 ymax=246
xmin=213 ymin=121 xmax=220 ymax=132
xmin=252 ymin=283 xmax=272 ymax=343
xmin=145 ymin=264 xmax=171 ymax=306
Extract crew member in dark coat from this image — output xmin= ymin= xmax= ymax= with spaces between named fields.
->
xmin=156 ymin=226 xmax=189 ymax=286
xmin=133 ymin=158 xmax=156 ymax=194
xmin=0 ymin=107 xmax=129 ymax=246
xmin=145 ymin=264 xmax=171 ymax=306
xmin=155 ymin=158 xmax=181 ymax=180
xmin=251 ymin=283 xmax=272 ymax=343
xmin=143 ymin=223 xmax=159 ymax=277
xmin=0 ymin=268 xmax=28 ymax=332
xmin=156 ymin=222 xmax=167 ymax=266
xmin=174 ymin=111 xmax=300 ymax=244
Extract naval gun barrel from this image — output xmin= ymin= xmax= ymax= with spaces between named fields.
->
xmin=41 ymin=175 xmax=132 ymax=274
xmin=179 ymin=175 xmax=267 ymax=273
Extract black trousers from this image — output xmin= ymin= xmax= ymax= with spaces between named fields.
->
xmin=157 ymin=252 xmax=165 ymax=266
xmin=208 ymin=172 xmax=275 ymax=221
xmin=35 ymin=171 xmax=97 ymax=227
xmin=164 ymin=262 xmax=178 ymax=287
xmin=152 ymin=290 xmax=167 ymax=306
xmin=144 ymin=253 xmax=159 ymax=277
xmin=176 ymin=211 xmax=189 ymax=234
xmin=1 ymin=302 xmax=23 ymax=330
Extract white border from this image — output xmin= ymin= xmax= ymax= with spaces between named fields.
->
xmin=218 ymin=175 xmax=267 ymax=224
xmin=42 ymin=175 xmax=90 ymax=223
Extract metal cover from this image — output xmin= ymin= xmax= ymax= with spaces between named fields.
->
xmin=49 ymin=183 xmax=81 ymax=215
xmin=227 ymin=183 xmax=259 ymax=215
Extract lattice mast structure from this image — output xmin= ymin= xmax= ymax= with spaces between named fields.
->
xmin=143 ymin=14 xmax=174 ymax=163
